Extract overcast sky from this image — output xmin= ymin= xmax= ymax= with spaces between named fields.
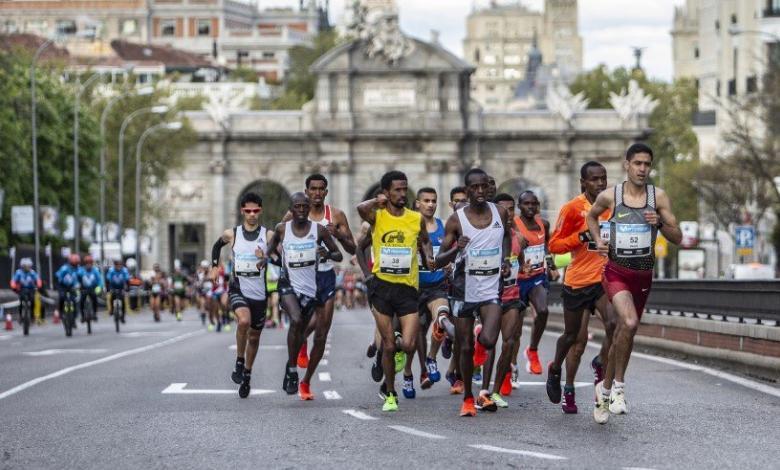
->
xmin=261 ymin=0 xmax=686 ymax=81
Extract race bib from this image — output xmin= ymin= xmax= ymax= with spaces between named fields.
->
xmin=173 ymin=280 xmax=184 ymax=290
xmin=523 ymin=244 xmax=545 ymax=270
xmin=151 ymin=284 xmax=162 ymax=294
xmin=588 ymin=222 xmax=612 ymax=251
xmin=418 ymin=245 xmax=441 ymax=273
xmin=615 ymin=223 xmax=652 ymax=257
xmin=235 ymin=253 xmax=260 ymax=276
xmin=467 ymin=247 xmax=500 ymax=276
xmin=286 ymin=241 xmax=317 ymax=269
xmin=380 ymin=246 xmax=413 ymax=275
xmin=503 ymin=255 xmax=519 ymax=287
xmin=202 ymin=281 xmax=213 ymax=291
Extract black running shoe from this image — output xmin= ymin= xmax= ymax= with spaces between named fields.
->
xmin=546 ymin=362 xmax=562 ymax=404
xmin=231 ymin=361 xmax=245 ymax=384
xmin=239 ymin=373 xmax=251 ymax=399
xmin=366 ymin=343 xmax=377 ymax=358
xmin=283 ymin=367 xmax=299 ymax=395
xmin=371 ymin=349 xmax=384 ymax=383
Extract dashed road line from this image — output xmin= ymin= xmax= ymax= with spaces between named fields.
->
xmin=342 ymin=409 xmax=377 ymax=420
xmin=469 ymin=444 xmax=567 ymax=460
xmin=318 ymin=372 xmax=332 ymax=382
xmin=161 ymin=382 xmax=274 ymax=396
xmin=388 ymin=425 xmax=446 ymax=440
xmin=323 ymin=390 xmax=342 ymax=400
xmin=320 ymin=359 xmax=328 ymax=366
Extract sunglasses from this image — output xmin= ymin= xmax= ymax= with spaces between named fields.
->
xmin=242 ymin=208 xmax=261 ymax=214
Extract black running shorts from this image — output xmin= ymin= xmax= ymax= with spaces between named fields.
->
xmin=368 ymin=277 xmax=418 ymax=317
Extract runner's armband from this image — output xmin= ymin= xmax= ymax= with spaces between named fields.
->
xmin=211 ymin=238 xmax=227 ymax=267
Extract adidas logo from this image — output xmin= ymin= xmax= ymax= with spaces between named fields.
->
xmin=492 ymin=221 xmax=501 ymax=228
xmin=307 ymin=234 xmax=316 ymax=240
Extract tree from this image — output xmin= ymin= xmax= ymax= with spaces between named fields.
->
xmin=272 ymin=30 xmax=340 ymax=110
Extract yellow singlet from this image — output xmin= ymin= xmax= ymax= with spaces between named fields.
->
xmin=371 ymin=208 xmax=422 ymax=289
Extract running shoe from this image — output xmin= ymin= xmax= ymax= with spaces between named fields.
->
xmin=490 ymin=392 xmax=508 ymax=408
xmin=216 ymin=321 xmax=222 ymax=333
xmin=207 ymin=323 xmax=215 ymax=332
xmin=238 ymin=372 xmax=251 ymax=399
xmin=562 ymin=388 xmax=577 ymax=414
xmin=231 ymin=360 xmax=245 ymax=384
xmin=176 ymin=312 xmax=182 ymax=322
xmin=473 ymin=366 xmax=483 ymax=385
xmin=283 ymin=366 xmax=299 ymax=395
xmin=593 ymin=381 xmax=610 ymax=424
xmin=475 ymin=391 xmax=498 ymax=412
xmin=200 ymin=312 xmax=206 ymax=325
xmin=297 ymin=342 xmax=309 ymax=369
xmin=402 ymin=375 xmax=416 ymax=399
xmin=473 ymin=324 xmax=488 ymax=367
xmin=442 ymin=337 xmax=453 ymax=359
xmin=371 ymin=349 xmax=384 ymax=383
xmin=591 ymin=355 xmax=605 ymax=385
xmin=446 ymin=371 xmax=457 ymax=387
xmin=382 ymin=392 xmax=399 ymax=412
xmin=420 ymin=372 xmax=432 ymax=390
xmin=366 ymin=342 xmax=377 ymax=358
xmin=450 ymin=379 xmax=464 ymax=395
xmin=299 ymin=382 xmax=314 ymax=401
xmin=223 ymin=324 xmax=232 ymax=332
xmin=425 ymin=357 xmax=441 ymax=383
xmin=460 ymin=397 xmax=477 ymax=417
xmin=378 ymin=382 xmax=388 ymax=400
xmin=609 ymin=388 xmax=628 ymax=415
xmin=524 ymin=347 xmax=542 ymax=375
xmin=546 ymin=362 xmax=562 ymax=404
xmin=500 ymin=372 xmax=512 ymax=396
xmin=394 ymin=350 xmax=406 ymax=374
xmin=511 ymin=364 xmax=520 ymax=389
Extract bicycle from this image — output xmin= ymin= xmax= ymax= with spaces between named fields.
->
xmin=82 ymin=290 xmax=93 ymax=335
xmin=111 ymin=288 xmax=124 ymax=333
xmin=18 ymin=290 xmax=34 ymax=336
xmin=62 ymin=288 xmax=78 ymax=337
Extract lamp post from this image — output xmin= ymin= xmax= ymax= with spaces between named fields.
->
xmin=98 ymin=85 xmax=153 ymax=268
xmin=135 ymin=121 xmax=182 ymax=269
xmin=117 ymin=105 xmax=168 ymax=236
xmin=73 ymin=72 xmax=104 ymax=252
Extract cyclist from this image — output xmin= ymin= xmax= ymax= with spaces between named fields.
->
xmin=78 ymin=255 xmax=103 ymax=323
xmin=11 ymin=258 xmax=42 ymax=324
xmin=105 ymin=259 xmax=130 ymax=324
xmin=56 ymin=254 xmax=82 ymax=328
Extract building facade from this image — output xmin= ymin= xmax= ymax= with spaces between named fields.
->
xmin=463 ymin=0 xmax=582 ymax=110
xmin=0 ymin=0 xmax=326 ymax=81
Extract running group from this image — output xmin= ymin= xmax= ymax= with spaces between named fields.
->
xmin=210 ymin=143 xmax=682 ymax=424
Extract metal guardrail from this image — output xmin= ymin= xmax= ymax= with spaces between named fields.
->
xmin=548 ymin=280 xmax=780 ymax=325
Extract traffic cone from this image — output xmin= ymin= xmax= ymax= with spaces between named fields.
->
xmin=53 ymin=309 xmax=61 ymax=324
xmin=4 ymin=310 xmax=12 ymax=331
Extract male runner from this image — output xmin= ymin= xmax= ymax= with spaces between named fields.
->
xmin=487 ymin=176 xmax=497 ymax=201
xmin=546 ymin=161 xmax=616 ymax=414
xmin=267 ymin=192 xmax=342 ymax=400
xmin=586 ymin=143 xmax=681 ymax=423
xmin=515 ymin=191 xmax=559 ymax=375
xmin=170 ymin=266 xmax=188 ymax=320
xmin=296 ymin=174 xmax=356 ymax=370
xmin=357 ymin=171 xmax=433 ymax=412
xmin=149 ymin=264 xmax=167 ymax=322
xmin=437 ymin=168 xmax=512 ymax=416
xmin=210 ymin=192 xmax=273 ymax=398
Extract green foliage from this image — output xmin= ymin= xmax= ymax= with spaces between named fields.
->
xmin=175 ymin=93 xmax=207 ymax=111
xmin=229 ymin=67 xmax=259 ymax=83
xmin=272 ymin=30 xmax=340 ymax=110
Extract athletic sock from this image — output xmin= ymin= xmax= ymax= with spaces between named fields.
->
xmin=236 ymin=357 xmax=245 ymax=365
xmin=563 ymin=384 xmax=575 ymax=394
xmin=601 ymin=386 xmax=611 ymax=398
xmin=243 ymin=369 xmax=251 ymax=379
xmin=613 ymin=380 xmax=625 ymax=392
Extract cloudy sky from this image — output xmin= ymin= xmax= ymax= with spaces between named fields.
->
xmin=262 ymin=0 xmax=687 ymax=81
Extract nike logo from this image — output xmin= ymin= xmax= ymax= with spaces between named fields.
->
xmin=616 ymin=212 xmax=630 ymax=219
xmin=641 ymin=288 xmax=649 ymax=292
xmin=536 ymin=234 xmax=544 ymax=239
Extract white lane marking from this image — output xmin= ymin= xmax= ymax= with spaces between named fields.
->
xmin=623 ymin=467 xmax=657 ymax=470
xmin=388 ymin=425 xmax=446 ymax=440
xmin=23 ymin=349 xmax=108 ymax=356
xmin=342 ymin=409 xmax=377 ymax=420
xmin=161 ymin=383 xmax=273 ymax=396
xmin=320 ymin=359 xmax=328 ymax=366
xmin=512 ymin=381 xmax=592 ymax=388
xmin=0 ymin=335 xmax=12 ymax=341
xmin=120 ymin=331 xmax=172 ymax=338
xmin=324 ymin=350 xmax=330 ymax=356
xmin=541 ymin=330 xmax=780 ymax=399
xmin=469 ymin=444 xmax=567 ymax=461
xmin=0 ymin=330 xmax=203 ymax=401
xmin=228 ymin=344 xmax=286 ymax=350
xmin=318 ymin=372 xmax=332 ymax=382
xmin=323 ymin=390 xmax=342 ymax=400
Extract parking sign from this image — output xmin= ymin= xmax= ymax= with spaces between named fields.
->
xmin=735 ymin=226 xmax=755 ymax=256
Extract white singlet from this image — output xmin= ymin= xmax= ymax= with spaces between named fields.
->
xmin=231 ymin=225 xmax=267 ymax=301
xmin=457 ymin=202 xmax=504 ymax=304
xmin=282 ymin=220 xmax=318 ymax=299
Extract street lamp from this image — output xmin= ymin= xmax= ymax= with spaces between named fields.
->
xmin=73 ymin=72 xmax=105 ymax=252
xmin=117 ymin=105 xmax=169 ymax=236
xmin=135 ymin=121 xmax=182 ymax=269
xmin=98 ymin=85 xmax=153 ymax=268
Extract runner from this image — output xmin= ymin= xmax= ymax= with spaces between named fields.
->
xmin=170 ymin=266 xmax=188 ymax=321
xmin=545 ymin=161 xmax=616 ymax=414
xmin=295 ymin=174 xmax=356 ymax=372
xmin=210 ymin=192 xmax=273 ymax=398
xmin=78 ymin=255 xmax=103 ymax=323
xmin=515 ymin=190 xmax=560 ymax=375
xmin=442 ymin=186 xmax=468 ymax=391
xmin=586 ymin=143 xmax=682 ymax=423
xmin=265 ymin=192 xmax=343 ymax=400
xmin=436 ymin=168 xmax=513 ymax=416
xmin=148 ymin=263 xmax=167 ymax=322
xmin=196 ymin=260 xmax=211 ymax=325
xmin=357 ymin=171 xmax=434 ymax=412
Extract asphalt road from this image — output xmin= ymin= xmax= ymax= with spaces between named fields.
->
xmin=0 ymin=306 xmax=778 ymax=469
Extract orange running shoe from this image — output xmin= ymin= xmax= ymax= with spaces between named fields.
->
xmin=450 ymin=379 xmax=464 ymax=395
xmin=299 ymin=381 xmax=314 ymax=400
xmin=525 ymin=347 xmax=542 ymax=375
xmin=475 ymin=392 xmax=497 ymax=412
xmin=500 ymin=372 xmax=512 ymax=396
xmin=460 ymin=396 xmax=477 ymax=417
xmin=297 ymin=342 xmax=309 ymax=369
xmin=473 ymin=324 xmax=487 ymax=367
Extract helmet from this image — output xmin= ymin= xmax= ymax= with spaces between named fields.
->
xmin=200 ymin=259 xmax=209 ymax=269
xmin=84 ymin=255 xmax=94 ymax=264
xmin=113 ymin=258 xmax=123 ymax=265
xmin=20 ymin=258 xmax=33 ymax=269
xmin=69 ymin=253 xmax=81 ymax=265
xmin=126 ymin=258 xmax=137 ymax=270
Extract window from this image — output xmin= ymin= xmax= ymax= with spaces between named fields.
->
xmin=483 ymin=54 xmax=496 ymax=65
xmin=730 ymin=14 xmax=737 ymax=24
xmin=262 ymin=51 xmax=275 ymax=59
xmin=56 ymin=19 xmax=77 ymax=35
xmin=503 ymin=68 xmax=521 ymax=80
xmin=474 ymin=48 xmax=480 ymax=63
xmin=694 ymin=47 xmax=699 ymax=59
xmin=161 ymin=19 xmax=176 ymax=37
xmin=746 ymin=76 xmax=757 ymax=93
xmin=120 ymin=19 xmax=137 ymax=35
xmin=25 ymin=20 xmax=48 ymax=34
xmin=716 ymin=79 xmax=721 ymax=97
xmin=504 ymin=55 xmax=521 ymax=65
xmin=197 ymin=19 xmax=211 ymax=36
xmin=727 ymin=79 xmax=737 ymax=96
xmin=2 ymin=20 xmax=17 ymax=33
xmin=715 ymin=20 xmax=720 ymax=31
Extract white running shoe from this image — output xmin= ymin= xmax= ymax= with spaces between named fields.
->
xmin=593 ymin=381 xmax=610 ymax=424
xmin=510 ymin=364 xmax=520 ymax=389
xmin=609 ymin=388 xmax=628 ymax=415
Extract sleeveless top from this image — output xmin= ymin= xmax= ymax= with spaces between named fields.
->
xmin=457 ymin=202 xmax=504 ymax=303
xmin=371 ymin=208 xmax=422 ymax=289
xmin=232 ymin=225 xmax=268 ymax=300
xmin=608 ymin=183 xmax=657 ymax=271
xmin=501 ymin=228 xmax=522 ymax=302
xmin=418 ymin=217 xmax=445 ymax=286
xmin=515 ymin=214 xmax=546 ymax=279
xmin=282 ymin=220 xmax=318 ymax=298
xmin=309 ymin=204 xmax=335 ymax=273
